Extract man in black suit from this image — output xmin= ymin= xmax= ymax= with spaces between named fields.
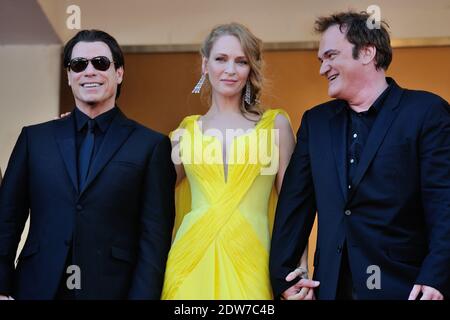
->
xmin=270 ymin=12 xmax=450 ymax=300
xmin=0 ymin=30 xmax=176 ymax=299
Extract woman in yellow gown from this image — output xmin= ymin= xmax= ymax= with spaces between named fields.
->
xmin=161 ymin=23 xmax=308 ymax=300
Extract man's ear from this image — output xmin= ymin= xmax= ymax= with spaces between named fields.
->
xmin=116 ymin=66 xmax=124 ymax=84
xmin=360 ymin=45 xmax=377 ymax=66
xmin=67 ymin=70 xmax=71 ymax=86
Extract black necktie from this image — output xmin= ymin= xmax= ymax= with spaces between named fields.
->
xmin=78 ymin=119 xmax=96 ymax=190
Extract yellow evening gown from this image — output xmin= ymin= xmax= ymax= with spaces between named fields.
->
xmin=161 ymin=109 xmax=289 ymax=300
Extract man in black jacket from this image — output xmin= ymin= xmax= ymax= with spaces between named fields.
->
xmin=0 ymin=30 xmax=176 ymax=299
xmin=270 ymin=12 xmax=449 ymax=300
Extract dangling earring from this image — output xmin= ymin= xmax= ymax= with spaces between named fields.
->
xmin=244 ymin=81 xmax=252 ymax=105
xmin=192 ymin=73 xmax=206 ymax=94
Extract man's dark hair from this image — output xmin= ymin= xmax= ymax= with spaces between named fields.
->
xmin=63 ymin=29 xmax=124 ymax=98
xmin=315 ymin=11 xmax=392 ymax=70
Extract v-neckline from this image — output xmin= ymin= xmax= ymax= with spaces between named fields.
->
xmin=194 ymin=112 xmax=266 ymax=184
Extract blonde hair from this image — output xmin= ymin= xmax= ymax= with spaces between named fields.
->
xmin=200 ymin=22 xmax=264 ymax=121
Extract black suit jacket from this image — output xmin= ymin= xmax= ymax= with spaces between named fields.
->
xmin=0 ymin=109 xmax=176 ymax=299
xmin=270 ymin=79 xmax=450 ymax=299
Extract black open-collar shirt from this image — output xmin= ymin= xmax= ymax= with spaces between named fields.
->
xmin=346 ymin=81 xmax=393 ymax=190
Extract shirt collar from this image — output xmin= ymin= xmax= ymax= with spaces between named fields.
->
xmin=74 ymin=106 xmax=118 ymax=132
xmin=370 ymin=79 xmax=393 ymax=114
xmin=345 ymin=78 xmax=393 ymax=116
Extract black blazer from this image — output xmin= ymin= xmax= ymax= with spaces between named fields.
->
xmin=270 ymin=79 xmax=450 ymax=299
xmin=0 ymin=109 xmax=176 ymax=299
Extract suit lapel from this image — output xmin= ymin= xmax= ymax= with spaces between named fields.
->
xmin=80 ymin=110 xmax=135 ymax=195
xmin=348 ymin=81 xmax=404 ymax=201
xmin=329 ymin=101 xmax=349 ymax=202
xmin=54 ymin=113 xmax=78 ymax=193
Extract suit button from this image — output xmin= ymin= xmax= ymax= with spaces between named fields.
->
xmin=345 ymin=210 xmax=352 ymax=216
xmin=337 ymin=245 xmax=343 ymax=253
xmin=76 ymin=204 xmax=83 ymax=211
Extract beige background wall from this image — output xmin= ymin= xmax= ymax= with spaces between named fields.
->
xmin=38 ymin=0 xmax=450 ymax=45
xmin=0 ymin=45 xmax=61 ymax=173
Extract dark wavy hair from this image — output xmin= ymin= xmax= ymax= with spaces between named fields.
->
xmin=315 ymin=11 xmax=392 ymax=70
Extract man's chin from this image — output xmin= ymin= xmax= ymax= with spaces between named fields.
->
xmin=78 ymin=94 xmax=101 ymax=106
xmin=328 ymin=89 xmax=338 ymax=99
xmin=77 ymin=96 xmax=100 ymax=106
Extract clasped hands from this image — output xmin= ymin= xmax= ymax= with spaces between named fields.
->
xmin=281 ymin=267 xmax=320 ymax=300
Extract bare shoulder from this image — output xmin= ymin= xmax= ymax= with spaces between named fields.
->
xmin=274 ymin=113 xmax=292 ymax=131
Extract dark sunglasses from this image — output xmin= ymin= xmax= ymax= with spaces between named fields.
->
xmin=67 ymin=56 xmax=114 ymax=73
